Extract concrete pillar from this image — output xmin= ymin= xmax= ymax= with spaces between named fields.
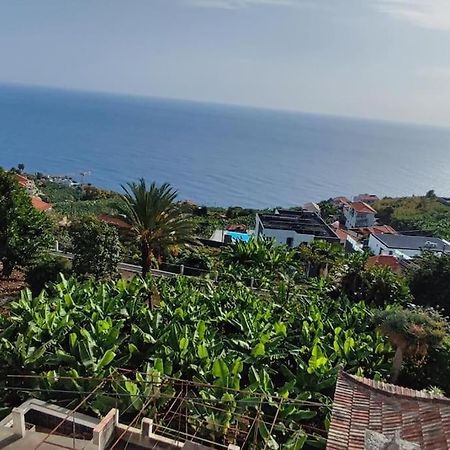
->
xmin=141 ymin=418 xmax=153 ymax=437
xmin=93 ymin=408 xmax=119 ymax=450
xmin=11 ymin=408 xmax=26 ymax=437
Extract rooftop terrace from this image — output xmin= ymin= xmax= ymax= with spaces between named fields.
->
xmin=258 ymin=210 xmax=339 ymax=240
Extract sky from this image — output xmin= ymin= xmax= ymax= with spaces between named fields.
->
xmin=1 ymin=0 xmax=450 ymax=126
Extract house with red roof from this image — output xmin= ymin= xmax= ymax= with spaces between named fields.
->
xmin=344 ymin=202 xmax=377 ymax=228
xmin=98 ymin=214 xmax=131 ymax=230
xmin=366 ymin=255 xmax=402 ymax=273
xmin=333 ymin=196 xmax=351 ymax=209
xmin=16 ymin=174 xmax=37 ymax=196
xmin=31 ymin=196 xmax=52 ymax=212
xmin=327 ymin=371 xmax=450 ymax=449
xmin=353 ymin=224 xmax=397 ymax=238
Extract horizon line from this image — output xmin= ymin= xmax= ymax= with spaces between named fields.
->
xmin=0 ymin=80 xmax=447 ymax=132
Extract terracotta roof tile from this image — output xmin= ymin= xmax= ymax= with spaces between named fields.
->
xmin=327 ymin=372 xmax=450 ymax=449
xmin=98 ymin=214 xmax=131 ymax=229
xmin=31 ymin=197 xmax=52 ymax=211
xmin=349 ymin=202 xmax=377 ymax=214
xmin=366 ymin=255 xmax=402 ymax=273
xmin=354 ymin=225 xmax=397 ymax=236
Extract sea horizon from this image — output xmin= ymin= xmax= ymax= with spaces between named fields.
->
xmin=1 ymin=83 xmax=450 ymax=208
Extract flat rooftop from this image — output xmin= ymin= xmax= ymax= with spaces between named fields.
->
xmin=258 ymin=210 xmax=338 ymax=240
xmin=372 ymin=233 xmax=450 ymax=252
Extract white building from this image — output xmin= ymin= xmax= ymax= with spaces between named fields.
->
xmin=368 ymin=233 xmax=450 ymax=258
xmin=255 ymin=210 xmax=339 ymax=248
xmin=344 ymin=202 xmax=376 ymax=228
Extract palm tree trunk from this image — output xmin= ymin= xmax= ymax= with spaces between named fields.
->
xmin=391 ymin=346 xmax=404 ymax=383
xmin=141 ymin=241 xmax=151 ymax=277
xmin=1 ymin=259 xmax=14 ymax=278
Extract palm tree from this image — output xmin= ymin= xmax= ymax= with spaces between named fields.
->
xmin=376 ymin=307 xmax=448 ymax=383
xmin=120 ymin=179 xmax=194 ymax=276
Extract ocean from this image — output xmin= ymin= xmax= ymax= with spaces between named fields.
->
xmin=1 ymin=83 xmax=450 ymax=208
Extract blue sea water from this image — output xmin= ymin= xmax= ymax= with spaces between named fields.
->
xmin=1 ymin=83 xmax=450 ymax=208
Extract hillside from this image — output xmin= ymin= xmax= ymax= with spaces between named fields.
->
xmin=374 ymin=194 xmax=450 ymax=239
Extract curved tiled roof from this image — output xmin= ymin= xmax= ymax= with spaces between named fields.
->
xmin=327 ymin=371 xmax=450 ymax=449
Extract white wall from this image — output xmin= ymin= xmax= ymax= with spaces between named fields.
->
xmin=368 ymin=235 xmax=422 ymax=258
xmin=260 ymin=227 xmax=315 ymax=247
xmin=344 ymin=208 xmax=375 ymax=228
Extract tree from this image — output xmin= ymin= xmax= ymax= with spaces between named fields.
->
xmin=0 ymin=169 xmax=53 ymax=276
xmin=409 ymin=252 xmax=450 ymax=314
xmin=69 ymin=217 xmax=121 ymax=280
xmin=26 ymin=254 xmax=71 ymax=294
xmin=375 ymin=307 xmax=449 ymax=383
xmin=119 ymin=179 xmax=194 ymax=275
xmin=342 ymin=264 xmax=411 ymax=307
xmin=297 ymin=240 xmax=344 ymax=277
xmin=17 ymin=163 xmax=25 ymax=173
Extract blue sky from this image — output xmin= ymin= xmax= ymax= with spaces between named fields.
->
xmin=1 ymin=0 xmax=450 ymax=126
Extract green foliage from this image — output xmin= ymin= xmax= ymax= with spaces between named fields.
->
xmin=190 ymin=206 xmax=257 ymax=239
xmin=342 ymin=265 xmax=411 ymax=307
xmin=409 ymin=252 xmax=450 ymax=314
xmin=69 ymin=217 xmax=121 ymax=280
xmin=168 ymin=246 xmax=216 ymax=273
xmin=0 ymin=168 xmax=54 ymax=276
xmin=375 ymin=306 xmax=449 ymax=348
xmin=80 ymin=185 xmax=113 ymax=201
xmin=39 ymin=181 xmax=123 ymax=217
xmin=374 ymin=195 xmax=450 ymax=239
xmin=0 ymin=274 xmax=393 ymax=447
xmin=119 ymin=179 xmax=194 ymax=274
xmin=402 ymin=337 xmax=450 ymax=395
xmin=297 ymin=241 xmax=344 ymax=277
xmin=219 ymin=238 xmax=301 ymax=286
xmin=26 ymin=255 xmax=71 ymax=294
xmin=39 ymin=182 xmax=83 ymax=203
xmin=317 ymin=200 xmax=339 ymax=223
xmin=225 ymin=206 xmax=255 ymax=219
xmin=375 ymin=306 xmax=449 ymax=383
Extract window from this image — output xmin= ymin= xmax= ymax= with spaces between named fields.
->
xmin=286 ymin=237 xmax=294 ymax=248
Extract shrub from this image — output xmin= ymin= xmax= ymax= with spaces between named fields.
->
xmin=26 ymin=255 xmax=71 ymax=294
xmin=0 ymin=168 xmax=54 ymax=276
xmin=69 ymin=217 xmax=121 ymax=280
xmin=409 ymin=252 xmax=450 ymax=314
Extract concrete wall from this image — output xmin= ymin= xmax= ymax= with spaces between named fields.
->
xmin=368 ymin=235 xmax=421 ymax=258
xmin=260 ymin=227 xmax=315 ymax=247
xmin=344 ymin=208 xmax=376 ymax=228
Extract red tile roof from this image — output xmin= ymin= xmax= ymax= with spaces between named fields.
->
xmin=333 ymin=196 xmax=351 ymax=207
xmin=354 ymin=225 xmax=397 ymax=236
xmin=366 ymin=255 xmax=401 ymax=273
xmin=327 ymin=371 xmax=450 ymax=449
xmin=98 ymin=214 xmax=131 ymax=229
xmin=16 ymin=174 xmax=29 ymax=187
xmin=31 ymin=197 xmax=52 ymax=212
xmin=334 ymin=228 xmax=350 ymax=243
xmin=349 ymin=201 xmax=377 ymax=214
